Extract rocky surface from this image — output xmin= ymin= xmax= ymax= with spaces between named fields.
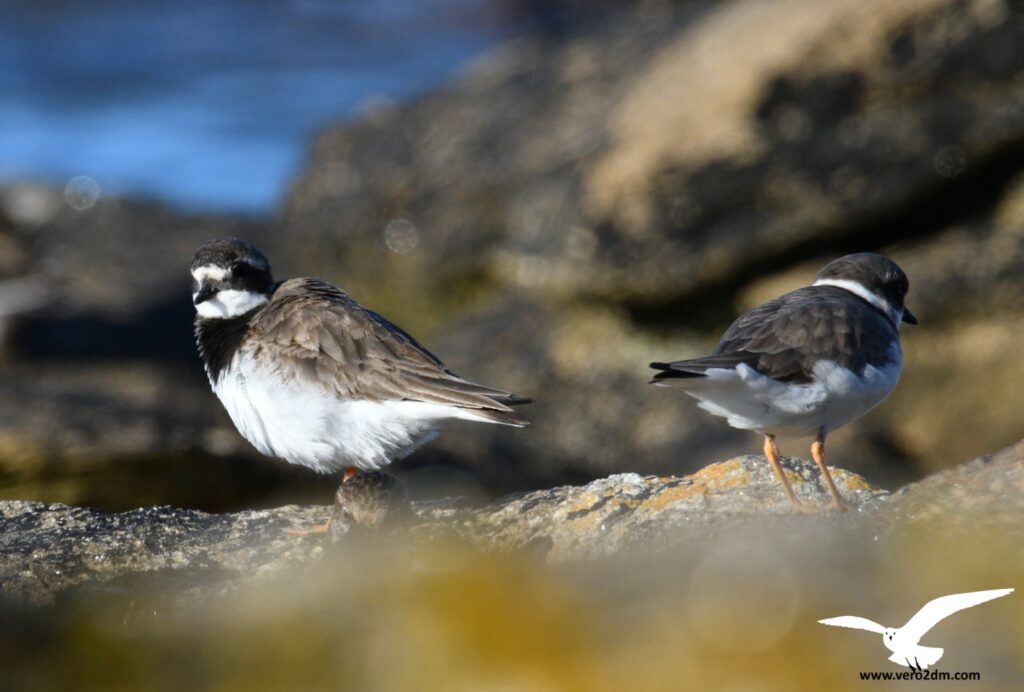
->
xmin=3 ymin=0 xmax=1024 ymax=506
xmin=5 ymin=438 xmax=1022 ymax=607
xmin=0 ymin=501 xmax=323 ymax=606
xmin=2 ymin=442 xmax=1022 ymax=689
xmin=436 ymin=455 xmax=884 ymax=560
xmin=886 ymin=437 xmax=1024 ymax=529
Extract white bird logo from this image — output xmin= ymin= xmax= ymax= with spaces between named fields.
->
xmin=818 ymin=588 xmax=1014 ymax=671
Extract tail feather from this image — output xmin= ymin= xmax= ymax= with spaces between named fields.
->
xmin=465 ymin=406 xmax=530 ymax=427
xmin=649 ymin=360 xmax=713 ymax=385
xmin=406 ymin=372 xmax=532 ymax=425
xmin=460 ymin=389 xmax=532 ymax=427
xmin=496 ymin=393 xmax=533 ymax=407
xmin=475 ymin=390 xmax=532 ymax=427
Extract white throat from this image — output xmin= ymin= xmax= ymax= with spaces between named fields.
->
xmin=813 ymin=278 xmax=901 ymax=326
xmin=195 ymin=289 xmax=268 ymax=319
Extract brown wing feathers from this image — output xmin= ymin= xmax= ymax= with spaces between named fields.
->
xmin=248 ymin=279 xmax=531 ymax=426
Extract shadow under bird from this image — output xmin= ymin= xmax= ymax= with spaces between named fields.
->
xmin=191 ymin=238 xmax=531 ymax=533
xmin=650 ymin=253 xmax=916 ymax=511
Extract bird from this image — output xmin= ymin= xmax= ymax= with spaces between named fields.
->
xmin=328 ymin=471 xmax=408 ymax=540
xmin=190 ymin=237 xmax=531 ymax=534
xmin=819 ymin=588 xmax=1014 ymax=670
xmin=649 ymin=253 xmax=916 ymax=511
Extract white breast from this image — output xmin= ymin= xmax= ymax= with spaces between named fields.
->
xmin=210 ymin=353 xmax=493 ymax=473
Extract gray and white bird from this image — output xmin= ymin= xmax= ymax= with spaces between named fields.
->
xmin=650 ymin=253 xmax=916 ymax=511
xmin=191 ymin=238 xmax=530 ymax=532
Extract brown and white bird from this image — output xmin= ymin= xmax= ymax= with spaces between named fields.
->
xmin=191 ymin=238 xmax=530 ymax=532
xmin=650 ymin=253 xmax=916 ymax=511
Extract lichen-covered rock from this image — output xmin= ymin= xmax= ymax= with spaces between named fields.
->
xmin=3 ymin=442 xmax=1022 ymax=689
xmin=439 ymin=456 xmax=883 ymax=561
xmin=0 ymin=453 xmax=899 ymax=605
xmin=0 ymin=501 xmax=326 ymax=606
xmin=9 ymin=437 xmax=1021 ymax=607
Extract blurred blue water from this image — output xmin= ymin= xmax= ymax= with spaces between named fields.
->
xmin=0 ymin=0 xmax=517 ymax=214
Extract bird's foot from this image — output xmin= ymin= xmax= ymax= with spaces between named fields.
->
xmin=787 ymin=497 xmax=851 ymax=513
xmin=786 ymin=499 xmax=820 ymax=514
xmin=332 ymin=471 xmax=407 ymax=534
xmin=821 ymin=497 xmax=852 ymax=512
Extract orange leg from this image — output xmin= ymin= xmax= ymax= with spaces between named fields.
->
xmin=811 ymin=431 xmax=850 ymax=511
xmin=764 ymin=435 xmax=811 ymax=512
xmin=286 ymin=467 xmax=359 ymax=537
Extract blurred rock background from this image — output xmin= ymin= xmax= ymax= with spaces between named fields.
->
xmin=2 ymin=0 xmax=1024 ymax=510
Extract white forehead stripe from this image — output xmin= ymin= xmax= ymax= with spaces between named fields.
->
xmin=813 ymin=278 xmax=900 ymax=324
xmin=192 ymin=265 xmax=228 ymax=282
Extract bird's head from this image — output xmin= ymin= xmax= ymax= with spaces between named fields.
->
xmin=884 ymin=627 xmax=897 ymax=642
xmin=190 ymin=237 xmax=275 ymax=319
xmin=813 ymin=252 xmax=917 ymax=327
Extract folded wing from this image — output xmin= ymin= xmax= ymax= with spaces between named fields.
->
xmin=651 ymin=286 xmax=898 ymax=385
xmin=250 ymin=279 xmax=531 ymax=426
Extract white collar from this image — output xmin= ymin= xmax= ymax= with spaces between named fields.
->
xmin=813 ymin=278 xmax=901 ymax=326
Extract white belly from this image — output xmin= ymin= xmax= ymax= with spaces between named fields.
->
xmin=679 ymin=353 xmax=902 ymax=437
xmin=210 ymin=354 xmax=484 ymax=473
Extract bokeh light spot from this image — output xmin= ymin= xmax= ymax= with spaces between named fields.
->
xmin=384 ymin=219 xmax=419 ymax=253
xmin=64 ymin=176 xmax=101 ymax=211
xmin=687 ymin=541 xmax=800 ymax=654
xmin=933 ymin=147 xmax=967 ymax=178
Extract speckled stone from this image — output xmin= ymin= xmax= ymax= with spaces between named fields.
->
xmin=4 ymin=440 xmax=1022 ymax=605
xmin=0 ymin=451 xmax=891 ymax=605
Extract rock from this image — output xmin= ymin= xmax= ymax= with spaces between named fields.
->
xmin=439 ymin=456 xmax=884 ymax=561
xmin=887 ymin=438 xmax=1024 ymax=531
xmin=3 ymin=442 xmax=1022 ymax=688
xmin=285 ymin=0 xmax=1024 ymax=306
xmin=2 ymin=434 xmax=1019 ymax=604
xmin=0 ymin=452 xmax=887 ymax=605
xmin=0 ymin=184 xmax=270 ymax=318
xmin=0 ymin=500 xmax=326 ymax=606
xmin=584 ymin=0 xmax=1024 ymax=303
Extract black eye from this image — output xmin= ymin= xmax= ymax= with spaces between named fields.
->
xmin=231 ymin=261 xmax=247 ymax=275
